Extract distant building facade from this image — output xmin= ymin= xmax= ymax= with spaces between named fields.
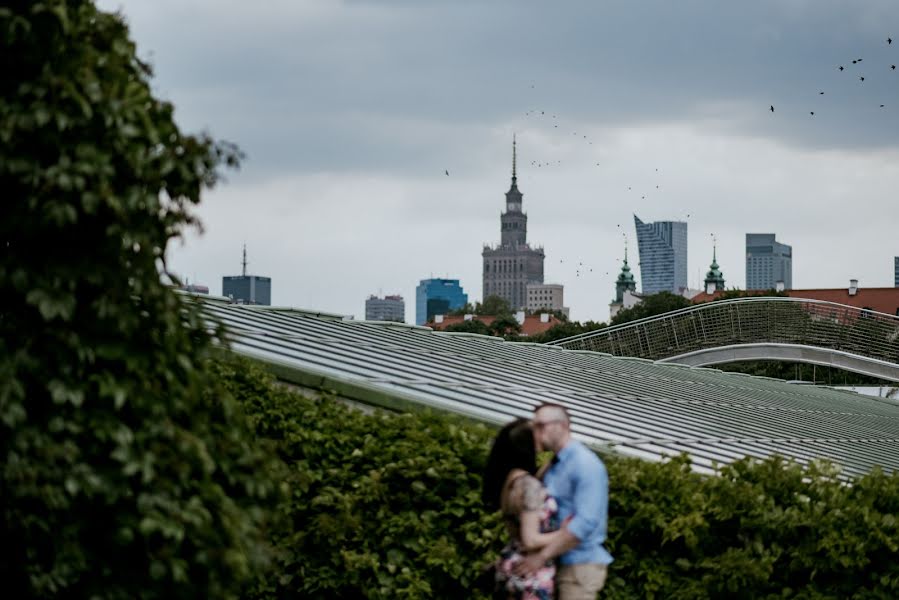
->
xmin=633 ymin=215 xmax=688 ymax=294
xmin=415 ymin=278 xmax=467 ymax=326
xmin=894 ymin=257 xmax=898 ymax=287
xmin=223 ymin=276 xmax=271 ymax=305
xmin=526 ymin=283 xmax=568 ymax=317
xmin=223 ymin=246 xmax=271 ymax=305
xmin=482 ymin=137 xmax=545 ymax=310
xmin=746 ymin=233 xmax=792 ymax=290
xmin=365 ymin=294 xmax=405 ymax=322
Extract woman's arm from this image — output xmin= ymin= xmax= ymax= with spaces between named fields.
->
xmin=518 ymin=510 xmax=567 ymax=551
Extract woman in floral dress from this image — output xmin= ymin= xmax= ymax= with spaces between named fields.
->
xmin=482 ymin=418 xmax=564 ymax=600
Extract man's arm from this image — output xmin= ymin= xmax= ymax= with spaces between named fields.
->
xmin=512 ymin=527 xmax=581 ymax=576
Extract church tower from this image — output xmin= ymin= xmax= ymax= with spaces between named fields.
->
xmin=482 ymin=136 xmax=545 ymax=310
xmin=609 ymin=240 xmax=638 ymax=320
xmin=704 ymin=241 xmax=726 ymax=294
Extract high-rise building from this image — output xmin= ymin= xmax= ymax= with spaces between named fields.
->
xmin=746 ymin=234 xmax=792 ymax=290
xmin=415 ymin=279 xmax=467 ymax=326
xmin=365 ymin=294 xmax=405 ymax=322
xmin=894 ymin=257 xmax=898 ymax=287
xmin=482 ymin=137 xmax=545 ymax=310
xmin=222 ymin=246 xmax=271 ymax=305
xmin=633 ymin=215 xmax=688 ymax=295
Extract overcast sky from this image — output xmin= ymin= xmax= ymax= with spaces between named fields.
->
xmin=100 ymin=0 xmax=899 ymax=323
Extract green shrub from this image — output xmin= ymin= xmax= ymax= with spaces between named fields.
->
xmin=212 ymin=359 xmax=502 ymax=599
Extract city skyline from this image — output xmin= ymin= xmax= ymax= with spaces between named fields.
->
xmin=108 ymin=0 xmax=899 ymax=323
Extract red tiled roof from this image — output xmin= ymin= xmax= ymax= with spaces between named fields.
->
xmin=427 ymin=314 xmax=563 ymax=337
xmin=692 ymin=288 xmax=899 ymax=316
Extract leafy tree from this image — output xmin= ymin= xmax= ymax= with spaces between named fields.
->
xmin=479 ymin=294 xmax=513 ymax=316
xmin=444 ymin=319 xmax=492 ymax=336
xmin=610 ymin=291 xmax=692 ymax=325
xmin=1 ymin=2 xmax=278 ymax=597
xmin=489 ymin=314 xmax=522 ymax=337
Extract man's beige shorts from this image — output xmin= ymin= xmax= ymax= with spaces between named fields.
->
xmin=556 ymin=563 xmax=608 ymax=600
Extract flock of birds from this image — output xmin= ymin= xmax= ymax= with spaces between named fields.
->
xmin=442 ymin=33 xmax=894 ymax=287
xmin=770 ymin=36 xmax=896 ymax=115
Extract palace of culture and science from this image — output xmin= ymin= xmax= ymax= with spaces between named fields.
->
xmin=482 ymin=137 xmax=546 ymax=310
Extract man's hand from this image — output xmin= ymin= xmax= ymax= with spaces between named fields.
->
xmin=512 ymin=551 xmax=548 ymax=578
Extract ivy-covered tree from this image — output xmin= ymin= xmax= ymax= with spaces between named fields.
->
xmin=1 ymin=2 xmax=279 ymax=598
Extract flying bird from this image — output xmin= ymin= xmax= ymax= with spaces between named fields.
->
xmin=445 ymin=170 xmax=449 ymax=176
xmin=839 ymin=66 xmax=844 ymax=71
xmin=860 ymin=76 xmax=865 ymax=81
xmin=888 ymin=37 xmax=892 ymax=44
xmin=810 ymin=111 xmax=815 ymax=115
xmin=770 ymin=105 xmax=775 ymax=112
xmin=892 ymin=65 xmax=896 ymax=70
xmin=819 ymin=91 xmax=824 ymax=95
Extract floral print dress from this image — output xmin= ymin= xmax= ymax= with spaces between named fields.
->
xmin=495 ymin=473 xmax=560 ymax=600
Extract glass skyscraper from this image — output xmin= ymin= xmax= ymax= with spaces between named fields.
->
xmin=415 ymin=278 xmax=468 ymax=325
xmin=633 ymin=215 xmax=688 ymax=295
xmin=745 ymin=234 xmax=792 ymax=290
xmin=222 ymin=275 xmax=271 ymax=305
xmin=894 ymin=257 xmax=898 ymax=287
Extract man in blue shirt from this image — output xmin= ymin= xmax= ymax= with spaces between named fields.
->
xmin=514 ymin=403 xmax=612 ymax=599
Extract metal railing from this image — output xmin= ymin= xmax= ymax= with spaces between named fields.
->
xmin=551 ymin=297 xmax=899 ymax=367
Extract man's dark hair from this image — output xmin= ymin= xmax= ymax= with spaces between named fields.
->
xmin=534 ymin=402 xmax=571 ymax=423
xmin=481 ymin=418 xmax=537 ymax=511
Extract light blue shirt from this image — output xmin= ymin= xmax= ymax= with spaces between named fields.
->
xmin=543 ymin=439 xmax=613 ymax=566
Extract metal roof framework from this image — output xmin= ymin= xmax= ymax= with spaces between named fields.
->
xmin=552 ymin=297 xmax=899 ymax=382
xmin=189 ymin=295 xmax=899 ymax=478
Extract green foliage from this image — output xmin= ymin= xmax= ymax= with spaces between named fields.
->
xmin=212 ymin=359 xmax=899 ymax=599
xmin=444 ymin=319 xmax=493 ymax=336
xmin=489 ymin=314 xmax=521 ymax=337
xmin=611 ymin=292 xmax=692 ymax=325
xmin=480 ymin=295 xmax=512 ymax=316
xmin=1 ymin=2 xmax=277 ymax=598
xmin=718 ymin=361 xmax=893 ymax=385
xmin=449 ymin=295 xmax=514 ymax=317
xmin=605 ymin=455 xmax=899 ymax=599
xmin=530 ymin=320 xmax=607 ymax=344
xmin=213 ymin=359 xmax=502 ymax=599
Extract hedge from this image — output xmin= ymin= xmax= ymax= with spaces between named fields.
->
xmin=217 ymin=358 xmax=899 ymax=599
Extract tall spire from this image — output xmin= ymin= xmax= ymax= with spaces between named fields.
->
xmin=512 ymin=133 xmax=517 ymax=182
xmin=241 ymin=244 xmax=248 ymax=277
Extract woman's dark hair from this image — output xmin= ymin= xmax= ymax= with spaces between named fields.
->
xmin=481 ymin=418 xmax=537 ymax=511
